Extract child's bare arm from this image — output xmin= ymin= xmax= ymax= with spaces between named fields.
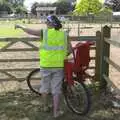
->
xmin=68 ymin=40 xmax=72 ymax=55
xmin=15 ymin=24 xmax=41 ymax=37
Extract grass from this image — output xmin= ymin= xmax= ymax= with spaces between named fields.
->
xmin=0 ymin=21 xmax=43 ymax=47
xmin=0 ymin=42 xmax=7 ymax=48
xmin=0 ymin=21 xmax=25 ymax=48
xmin=0 ymin=19 xmax=33 ymax=37
xmin=0 ymin=25 xmax=23 ymax=37
xmin=0 ymin=24 xmax=23 ymax=48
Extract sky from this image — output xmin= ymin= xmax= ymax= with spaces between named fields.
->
xmin=24 ymin=0 xmax=58 ymax=11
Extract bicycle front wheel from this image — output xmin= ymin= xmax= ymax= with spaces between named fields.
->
xmin=63 ymin=79 xmax=91 ymax=115
xmin=27 ymin=68 xmax=41 ymax=95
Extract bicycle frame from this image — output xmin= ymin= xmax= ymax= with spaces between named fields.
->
xmin=64 ymin=41 xmax=94 ymax=86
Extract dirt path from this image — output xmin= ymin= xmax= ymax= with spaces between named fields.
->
xmin=0 ymin=89 xmax=120 ymax=120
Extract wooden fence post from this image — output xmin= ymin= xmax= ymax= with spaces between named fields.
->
xmin=95 ymin=31 xmax=102 ymax=82
xmin=100 ymin=25 xmax=111 ymax=89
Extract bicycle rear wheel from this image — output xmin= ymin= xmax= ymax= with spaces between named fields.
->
xmin=63 ymin=78 xmax=91 ymax=115
xmin=27 ymin=68 xmax=41 ymax=95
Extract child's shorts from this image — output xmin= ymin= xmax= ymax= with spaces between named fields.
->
xmin=39 ymin=68 xmax=64 ymax=95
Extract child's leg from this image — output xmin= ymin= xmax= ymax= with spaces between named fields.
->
xmin=53 ymin=94 xmax=64 ymax=118
xmin=51 ymin=68 xmax=64 ymax=118
xmin=39 ymin=68 xmax=52 ymax=111
xmin=41 ymin=93 xmax=50 ymax=111
xmin=53 ymin=94 xmax=60 ymax=116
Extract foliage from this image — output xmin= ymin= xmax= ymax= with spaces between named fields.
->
xmin=53 ymin=0 xmax=73 ymax=14
xmin=0 ymin=0 xmax=27 ymax=15
xmin=0 ymin=0 xmax=13 ymax=13
xmin=96 ymin=6 xmax=112 ymax=21
xmin=74 ymin=0 xmax=102 ymax=15
xmin=99 ymin=7 xmax=112 ymax=13
xmin=104 ymin=0 xmax=120 ymax=11
xmin=14 ymin=5 xmax=27 ymax=14
xmin=31 ymin=2 xmax=39 ymax=16
xmin=110 ymin=0 xmax=120 ymax=11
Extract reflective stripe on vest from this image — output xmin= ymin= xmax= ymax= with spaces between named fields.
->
xmin=41 ymin=29 xmax=67 ymax=50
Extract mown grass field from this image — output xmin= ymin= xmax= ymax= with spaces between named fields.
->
xmin=0 ymin=24 xmax=23 ymax=48
xmin=0 ymin=19 xmax=36 ymax=37
xmin=0 ymin=20 xmax=46 ymax=48
xmin=0 ymin=25 xmax=22 ymax=37
xmin=0 ymin=20 xmax=29 ymax=48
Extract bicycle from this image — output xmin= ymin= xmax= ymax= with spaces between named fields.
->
xmin=26 ymin=41 xmax=95 ymax=115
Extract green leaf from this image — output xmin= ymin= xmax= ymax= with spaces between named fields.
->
xmin=74 ymin=0 xmax=102 ymax=15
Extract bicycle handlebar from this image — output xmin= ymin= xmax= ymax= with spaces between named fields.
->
xmin=72 ymin=41 xmax=95 ymax=50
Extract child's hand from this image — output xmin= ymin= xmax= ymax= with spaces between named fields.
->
xmin=15 ymin=24 xmax=21 ymax=29
xmin=15 ymin=24 xmax=25 ymax=29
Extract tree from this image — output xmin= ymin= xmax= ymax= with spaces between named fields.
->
xmin=31 ymin=2 xmax=39 ymax=15
xmin=0 ymin=0 xmax=13 ymax=13
xmin=104 ymin=0 xmax=120 ymax=11
xmin=15 ymin=5 xmax=27 ymax=14
xmin=74 ymin=0 xmax=102 ymax=15
xmin=109 ymin=0 xmax=120 ymax=11
xmin=53 ymin=0 xmax=73 ymax=14
xmin=0 ymin=0 xmax=27 ymax=14
xmin=9 ymin=0 xmax=27 ymax=14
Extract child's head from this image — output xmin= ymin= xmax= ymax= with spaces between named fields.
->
xmin=46 ymin=15 xmax=62 ymax=30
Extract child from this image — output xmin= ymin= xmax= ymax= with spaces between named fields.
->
xmin=15 ymin=15 xmax=72 ymax=118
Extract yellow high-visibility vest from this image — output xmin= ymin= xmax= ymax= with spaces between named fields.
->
xmin=39 ymin=28 xmax=67 ymax=67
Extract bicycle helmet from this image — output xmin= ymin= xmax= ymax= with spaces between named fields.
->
xmin=47 ymin=15 xmax=62 ymax=30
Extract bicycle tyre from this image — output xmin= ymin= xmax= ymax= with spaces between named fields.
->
xmin=63 ymin=78 xmax=91 ymax=115
xmin=27 ymin=68 xmax=41 ymax=95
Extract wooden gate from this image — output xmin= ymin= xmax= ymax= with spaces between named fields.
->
xmin=0 ymin=36 xmax=97 ymax=82
xmin=0 ymin=37 xmax=39 ymax=82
